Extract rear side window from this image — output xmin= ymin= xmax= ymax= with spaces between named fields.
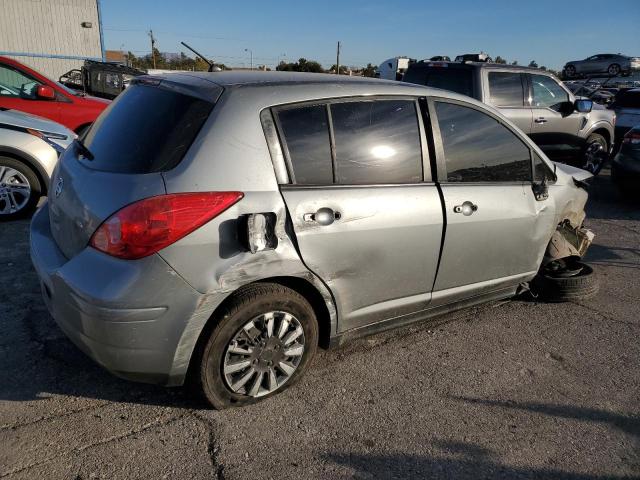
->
xmin=82 ymin=84 xmax=214 ymax=173
xmin=435 ymin=102 xmax=531 ymax=182
xmin=488 ymin=72 xmax=524 ymax=107
xmin=404 ymin=66 xmax=474 ymax=97
xmin=330 ymin=100 xmax=422 ymax=184
xmin=276 ymin=105 xmax=333 ymax=184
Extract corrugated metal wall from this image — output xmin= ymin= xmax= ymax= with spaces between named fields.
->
xmin=0 ymin=0 xmax=102 ymax=79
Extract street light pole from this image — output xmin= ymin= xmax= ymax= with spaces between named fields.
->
xmin=244 ymin=48 xmax=253 ymax=70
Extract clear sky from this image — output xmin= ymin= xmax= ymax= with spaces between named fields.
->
xmin=101 ymin=0 xmax=640 ymax=70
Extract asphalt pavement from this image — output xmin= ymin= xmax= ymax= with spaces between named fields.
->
xmin=0 ymin=169 xmax=638 ymax=479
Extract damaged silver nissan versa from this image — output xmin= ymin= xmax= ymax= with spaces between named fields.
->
xmin=30 ymin=72 xmax=597 ymax=408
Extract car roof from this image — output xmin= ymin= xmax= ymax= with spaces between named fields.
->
xmin=408 ymin=60 xmax=551 ymax=74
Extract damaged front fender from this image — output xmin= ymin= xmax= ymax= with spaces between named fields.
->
xmin=543 ymin=220 xmax=595 ymax=265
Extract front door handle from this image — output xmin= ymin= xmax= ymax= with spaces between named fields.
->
xmin=534 ymin=117 xmax=547 ymax=124
xmin=303 ymin=207 xmax=340 ymax=226
xmin=453 ymin=201 xmax=478 ymax=216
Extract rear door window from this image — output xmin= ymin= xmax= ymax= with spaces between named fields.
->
xmin=488 ymin=72 xmax=524 ymax=106
xmin=275 ymin=104 xmax=333 ymax=184
xmin=330 ymin=100 xmax=422 ymax=184
xmin=404 ymin=66 xmax=474 ymax=97
xmin=81 ymin=84 xmax=215 ymax=173
xmin=435 ymin=101 xmax=531 ymax=182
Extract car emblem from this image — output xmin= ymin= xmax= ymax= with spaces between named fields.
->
xmin=54 ymin=178 xmax=64 ymax=198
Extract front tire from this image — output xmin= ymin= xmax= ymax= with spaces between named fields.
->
xmin=0 ymin=156 xmax=41 ymax=221
xmin=565 ymin=65 xmax=577 ymax=78
xmin=198 ymin=283 xmax=318 ymax=409
xmin=538 ymin=260 xmax=599 ymax=302
xmin=581 ymin=133 xmax=608 ymax=175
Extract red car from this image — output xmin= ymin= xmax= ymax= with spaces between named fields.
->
xmin=0 ymin=56 xmax=109 ymax=135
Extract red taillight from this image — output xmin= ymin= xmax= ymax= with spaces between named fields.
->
xmin=622 ymin=131 xmax=640 ymax=145
xmin=90 ymin=192 xmax=243 ymax=259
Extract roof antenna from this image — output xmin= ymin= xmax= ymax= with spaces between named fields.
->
xmin=180 ymin=41 xmax=217 ymax=72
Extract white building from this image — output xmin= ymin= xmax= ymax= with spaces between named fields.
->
xmin=0 ymin=0 xmax=105 ymax=79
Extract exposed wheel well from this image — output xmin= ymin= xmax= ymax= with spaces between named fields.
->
xmin=0 ymin=150 xmax=48 ymax=194
xmin=185 ymin=276 xmax=333 ymax=387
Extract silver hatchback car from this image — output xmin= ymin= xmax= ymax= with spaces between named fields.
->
xmin=31 ymin=73 xmax=597 ymax=408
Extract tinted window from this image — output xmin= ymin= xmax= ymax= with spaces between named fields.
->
xmin=404 ymin=66 xmax=474 ymax=97
xmin=531 ymin=74 xmax=569 ymax=109
xmin=82 ymin=84 xmax=214 ymax=173
xmin=435 ymin=102 xmax=531 ymax=182
xmin=330 ymin=100 xmax=422 ymax=184
xmin=276 ymin=105 xmax=333 ymax=184
xmin=488 ymin=72 xmax=524 ymax=106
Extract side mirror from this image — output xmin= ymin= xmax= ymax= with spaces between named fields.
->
xmin=36 ymin=85 xmax=56 ymax=100
xmin=574 ymin=98 xmax=593 ymax=113
xmin=532 ymin=174 xmax=549 ymax=201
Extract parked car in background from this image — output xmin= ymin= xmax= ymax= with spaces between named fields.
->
xmin=403 ymin=61 xmax=615 ymax=173
xmin=0 ymin=56 xmax=109 ymax=135
xmin=611 ymin=125 xmax=640 ymax=197
xmin=31 ymin=72 xmax=597 ymax=409
xmin=610 ymin=88 xmax=640 ymax=148
xmin=563 ymin=54 xmax=640 ymax=78
xmin=564 ymin=82 xmax=616 ymax=105
xmin=455 ymin=53 xmax=492 ymax=63
xmin=0 ymin=107 xmax=75 ymax=219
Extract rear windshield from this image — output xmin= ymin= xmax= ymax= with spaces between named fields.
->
xmin=81 ymin=84 xmax=215 ymax=173
xmin=613 ymin=90 xmax=640 ymax=109
xmin=403 ymin=66 xmax=474 ymax=97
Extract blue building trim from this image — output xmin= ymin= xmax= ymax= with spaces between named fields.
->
xmin=0 ymin=51 xmax=102 ymax=62
xmin=96 ymin=0 xmax=106 ymax=61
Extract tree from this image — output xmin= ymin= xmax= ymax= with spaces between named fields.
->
xmin=511 ymin=60 xmax=518 ymax=66
xmin=528 ymin=60 xmax=538 ymax=68
xmin=329 ymin=64 xmax=349 ymax=74
xmin=277 ymin=58 xmax=324 ymax=73
xmin=494 ymin=56 xmax=507 ymax=64
xmin=360 ymin=63 xmax=377 ymax=77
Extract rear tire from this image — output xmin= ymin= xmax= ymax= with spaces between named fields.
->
xmin=538 ymin=261 xmax=599 ymax=303
xmin=565 ymin=65 xmax=576 ymax=78
xmin=607 ymin=63 xmax=621 ymax=76
xmin=0 ymin=156 xmax=42 ymax=221
xmin=198 ymin=283 xmax=318 ymax=409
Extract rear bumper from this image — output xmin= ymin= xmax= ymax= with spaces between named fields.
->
xmin=30 ymin=203 xmax=220 ymax=386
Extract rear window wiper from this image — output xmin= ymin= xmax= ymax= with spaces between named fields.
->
xmin=74 ymin=138 xmax=94 ymax=161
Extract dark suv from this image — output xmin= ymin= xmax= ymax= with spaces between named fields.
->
xmin=403 ymin=61 xmax=615 ymax=173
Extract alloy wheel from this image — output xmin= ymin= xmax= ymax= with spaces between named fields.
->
xmin=0 ymin=166 xmax=31 ymax=216
xmin=582 ymin=141 xmax=606 ymax=174
xmin=222 ymin=311 xmax=306 ymax=397
xmin=607 ymin=64 xmax=620 ymax=76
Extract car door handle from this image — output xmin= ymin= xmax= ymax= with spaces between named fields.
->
xmin=453 ymin=201 xmax=478 ymax=216
xmin=303 ymin=207 xmax=340 ymax=226
xmin=534 ymin=117 xmax=547 ymax=124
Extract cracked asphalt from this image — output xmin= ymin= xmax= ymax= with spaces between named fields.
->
xmin=1 ymin=170 xmax=639 ymax=479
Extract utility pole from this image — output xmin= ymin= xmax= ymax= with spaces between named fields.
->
xmin=336 ymin=41 xmax=341 ymax=75
xmin=148 ymin=29 xmax=156 ymax=69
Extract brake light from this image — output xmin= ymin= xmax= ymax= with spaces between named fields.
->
xmin=90 ymin=192 xmax=243 ymax=259
xmin=623 ymin=130 xmax=640 ymax=145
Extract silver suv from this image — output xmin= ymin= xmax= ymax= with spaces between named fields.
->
xmin=31 ymin=73 xmax=597 ymax=409
xmin=403 ymin=62 xmax=616 ymax=174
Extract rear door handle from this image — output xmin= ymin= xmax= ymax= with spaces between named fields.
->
xmin=534 ymin=117 xmax=547 ymax=124
xmin=453 ymin=201 xmax=478 ymax=216
xmin=303 ymin=207 xmax=340 ymax=226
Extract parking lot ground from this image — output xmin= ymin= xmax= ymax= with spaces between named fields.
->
xmin=1 ymin=169 xmax=639 ymax=480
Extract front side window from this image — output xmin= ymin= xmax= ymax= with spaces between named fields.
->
xmin=488 ymin=72 xmax=524 ymax=107
xmin=531 ymin=74 xmax=569 ymax=109
xmin=330 ymin=100 xmax=422 ymax=184
xmin=435 ymin=102 xmax=531 ymax=182
xmin=0 ymin=64 xmax=39 ymax=98
xmin=533 ymin=153 xmax=554 ymax=182
xmin=276 ymin=105 xmax=333 ymax=184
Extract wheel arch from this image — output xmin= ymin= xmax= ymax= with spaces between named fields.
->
xmin=0 ymin=147 xmax=49 ymax=194
xmin=180 ymin=274 xmax=337 ymax=387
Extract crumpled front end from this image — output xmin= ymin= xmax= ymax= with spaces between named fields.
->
xmin=543 ymin=220 xmax=595 ymax=265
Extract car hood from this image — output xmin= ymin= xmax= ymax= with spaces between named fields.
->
xmin=0 ymin=108 xmax=74 ymax=137
xmin=554 ymin=162 xmax=593 ymax=182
